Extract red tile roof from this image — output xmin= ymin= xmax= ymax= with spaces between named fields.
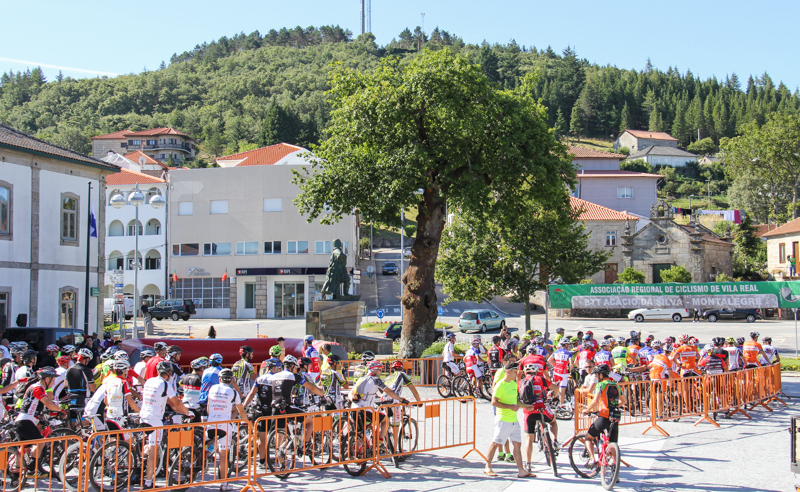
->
xmin=762 ymin=218 xmax=800 ymax=238
xmin=570 ymin=197 xmax=639 ymax=221
xmin=569 ymin=145 xmax=627 ymax=159
xmin=576 ymin=170 xmax=663 ymax=178
xmin=754 ymin=224 xmax=778 ymax=237
xmin=123 ymin=151 xmax=167 ymax=169
xmin=623 ymin=129 xmax=678 ymax=141
xmin=1 ymin=124 xmax=119 ymax=170
xmin=217 ymin=143 xmax=306 ymax=167
xmin=105 ymin=168 xmax=165 ymax=186
xmin=124 ymin=127 xmax=193 ymax=139
xmin=91 ymin=129 xmax=131 ymax=140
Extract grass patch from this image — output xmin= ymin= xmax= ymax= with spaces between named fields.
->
xmin=361 ymin=207 xmax=419 ymax=240
xmin=781 ymin=357 xmax=800 ymax=371
xmin=665 ymin=195 xmax=728 ymax=210
xmin=569 ymin=137 xmax=615 ymax=151
xmin=360 ymin=321 xmax=453 ymax=332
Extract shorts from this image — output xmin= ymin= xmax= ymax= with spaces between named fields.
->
xmin=609 ymin=372 xmax=623 ymax=383
xmin=105 ymin=418 xmax=133 ymax=442
xmin=386 ymin=405 xmax=403 ymax=427
xmin=524 ymin=411 xmax=554 ymax=433
xmin=745 ymin=364 xmax=759 ymax=369
xmin=444 ymin=362 xmax=460 ymax=376
xmin=141 ymin=418 xmax=164 ymax=446
xmin=553 ymin=373 xmax=569 ymax=388
xmin=15 ymin=419 xmax=42 ymax=442
xmin=467 ymin=365 xmax=483 ymax=379
xmin=272 ymin=406 xmax=303 ymax=430
xmin=492 ymin=419 xmax=521 ymax=445
xmin=587 ymin=417 xmax=618 ymax=443
xmin=207 ymin=423 xmax=232 ymax=451
xmin=682 ymin=370 xmax=699 ymax=377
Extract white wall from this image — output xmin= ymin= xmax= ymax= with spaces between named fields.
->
xmin=573 ymin=158 xmax=621 ymax=171
xmin=0 ymin=268 xmax=31 ymax=326
xmin=577 ymin=177 xmax=659 ymax=217
xmin=0 ymin=161 xmax=32 ymax=263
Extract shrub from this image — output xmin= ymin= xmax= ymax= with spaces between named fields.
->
xmin=660 ymin=265 xmax=692 ymax=283
xmin=617 ymin=267 xmax=646 ymax=284
xmin=715 ymin=273 xmax=735 ymax=282
xmin=404 ymin=224 xmax=417 ymax=238
xmin=421 ymin=341 xmax=469 ymax=357
xmin=579 ymin=279 xmax=594 ymax=284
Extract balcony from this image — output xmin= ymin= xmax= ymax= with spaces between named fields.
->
xmin=126 ymin=142 xmax=194 ymax=153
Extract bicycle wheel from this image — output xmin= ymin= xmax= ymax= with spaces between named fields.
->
xmin=59 ymin=442 xmax=83 ymax=491
xmin=40 ymin=427 xmax=78 ymax=476
xmin=0 ymin=446 xmax=27 ymax=490
xmin=452 ymin=375 xmax=472 ymax=398
xmin=166 ymin=447 xmax=199 ymax=492
xmin=401 ymin=417 xmax=418 ymax=453
xmin=266 ymin=429 xmax=296 ymax=480
xmin=600 ymin=443 xmax=621 ymax=490
xmin=89 ymin=440 xmax=134 ymax=492
xmin=542 ymin=425 xmax=558 ymax=478
xmin=341 ymin=433 xmax=368 ymax=476
xmin=480 ymin=375 xmax=493 ymax=401
xmin=436 ymin=375 xmax=452 ymax=398
xmin=568 ymin=433 xmax=599 ymax=479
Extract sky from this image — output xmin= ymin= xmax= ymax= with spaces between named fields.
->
xmin=3 ymin=0 xmax=800 ymax=89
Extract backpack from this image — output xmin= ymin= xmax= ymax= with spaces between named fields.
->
xmin=15 ymin=374 xmax=40 ymax=400
xmin=519 ymin=376 xmax=538 ymax=406
xmin=488 ymin=346 xmax=502 ymax=368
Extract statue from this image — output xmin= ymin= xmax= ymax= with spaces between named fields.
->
xmin=320 ymin=239 xmax=358 ymax=300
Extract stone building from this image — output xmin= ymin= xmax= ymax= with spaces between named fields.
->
xmin=621 ymin=201 xmax=734 ymax=283
xmin=614 ymin=129 xmax=679 ymax=152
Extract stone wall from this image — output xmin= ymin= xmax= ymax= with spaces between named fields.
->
xmin=255 ymin=276 xmax=268 ymax=318
xmin=583 ymin=219 xmax=629 ymax=283
xmin=700 ymin=241 xmax=734 ymax=282
xmin=92 ymin=139 xmax=126 ymax=159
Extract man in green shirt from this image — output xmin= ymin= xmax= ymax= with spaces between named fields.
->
xmin=484 ymin=362 xmax=533 ymax=478
xmin=553 ymin=327 xmax=565 ymax=347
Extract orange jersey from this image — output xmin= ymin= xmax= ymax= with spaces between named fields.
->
xmin=742 ymin=341 xmax=763 ymax=365
xmin=650 ymin=354 xmax=671 ymax=380
xmin=626 ymin=345 xmax=641 ymax=365
xmin=671 ymin=345 xmax=699 ymax=372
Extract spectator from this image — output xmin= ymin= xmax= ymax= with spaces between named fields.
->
xmin=141 ymin=301 xmax=150 ymax=321
xmin=82 ymin=335 xmax=100 ymax=368
xmin=484 ymin=362 xmax=532 ymax=478
xmin=207 ymin=326 xmax=217 ymax=339
xmin=693 ymin=308 xmax=701 ymax=323
xmin=790 ymin=255 xmax=796 ymax=276
xmin=0 ymin=339 xmax=10 ymax=360
xmin=276 ymin=337 xmax=286 ymax=360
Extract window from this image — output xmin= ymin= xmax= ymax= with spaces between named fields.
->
xmin=343 ymin=241 xmax=349 ymax=254
xmin=236 ymin=241 xmax=258 ymax=255
xmin=617 ymin=186 xmax=634 ymax=199
xmin=315 ymin=241 xmax=332 ymax=255
xmin=144 ymin=256 xmax=161 ymax=270
xmin=0 ymin=181 xmax=11 ymax=239
xmin=0 ymin=291 xmax=8 ymax=330
xmin=61 ymin=193 xmax=79 ymax=245
xmin=174 ymin=278 xmax=230 ymax=309
xmin=287 ymin=241 xmax=309 ymax=254
xmin=178 ymin=202 xmax=193 ymax=215
xmin=127 ymin=220 xmax=143 ymax=236
xmin=172 ymin=243 xmax=199 ymax=256
xmin=210 ymin=200 xmax=228 ymax=214
xmin=203 ymin=242 xmax=231 ymax=256
xmin=263 ymin=198 xmax=282 ymax=212
xmin=605 ymin=231 xmax=617 ymax=247
xmin=59 ymin=288 xmax=77 ymax=329
xmin=780 ymin=243 xmax=786 ymax=263
xmin=264 ymin=241 xmax=282 ymax=254
xmin=130 ymin=140 xmax=141 ymax=146
xmin=148 ymin=140 xmax=156 ymax=146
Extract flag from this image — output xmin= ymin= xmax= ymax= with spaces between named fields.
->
xmin=221 ymin=269 xmax=228 ymax=282
xmin=89 ymin=200 xmax=97 ymax=238
xmin=172 ymin=270 xmax=178 ymax=283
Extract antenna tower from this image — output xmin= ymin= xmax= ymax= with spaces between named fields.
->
xmin=367 ymin=0 xmax=371 ymax=33
xmin=360 ymin=0 xmax=365 ymax=35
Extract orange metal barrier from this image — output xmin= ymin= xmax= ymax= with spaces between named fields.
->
xmin=0 ymin=432 xmax=84 ymax=492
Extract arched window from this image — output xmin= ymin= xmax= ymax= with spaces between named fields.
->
xmin=127 ymin=220 xmax=143 ymax=236
xmin=144 ymin=250 xmax=161 ymax=270
xmin=59 ymin=287 xmax=77 ymax=328
xmin=108 ymin=220 xmax=124 ymax=237
xmin=108 ymin=250 xmax=124 ymax=271
xmin=145 ymin=219 xmax=161 ymax=235
xmin=125 ymin=250 xmax=142 ymax=270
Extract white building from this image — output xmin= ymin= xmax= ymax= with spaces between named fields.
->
xmin=0 ymin=124 xmax=119 ymax=332
xmin=102 ymin=163 xmax=168 ymax=307
xmin=167 ymin=143 xmax=358 ymax=319
xmin=627 ymin=145 xmax=698 ymax=167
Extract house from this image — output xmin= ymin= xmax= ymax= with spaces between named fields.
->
xmin=91 ymin=127 xmax=197 ymax=164
xmin=168 ymin=143 xmax=358 ymax=319
xmin=569 ymin=146 xmax=627 ymax=171
xmin=698 ymin=155 xmax=721 ymax=166
xmin=762 ymin=218 xmax=800 ymax=278
xmin=614 ymin=129 xmax=678 ymax=152
xmin=621 ymin=201 xmax=733 ymax=283
xmin=627 ymin=145 xmax=698 ymax=167
xmin=570 ymin=197 xmax=639 ymax=284
xmin=0 ymin=124 xmax=119 ymax=332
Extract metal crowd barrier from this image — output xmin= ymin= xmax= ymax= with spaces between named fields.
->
xmin=0 ymin=432 xmax=84 ymax=492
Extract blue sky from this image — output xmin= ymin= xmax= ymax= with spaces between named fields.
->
xmin=3 ymin=0 xmax=799 ymax=89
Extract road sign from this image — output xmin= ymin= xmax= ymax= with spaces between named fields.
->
xmin=437 ymin=306 xmax=443 ymax=316
xmin=367 ymin=265 xmax=374 ymax=273
xmin=376 ymin=309 xmax=385 ymax=319
xmin=113 ymin=283 xmax=124 ymax=288
xmin=168 ymin=287 xmax=173 ymax=295
xmin=353 ymin=279 xmax=361 ymax=285
xmin=353 ymin=269 xmax=362 ymax=275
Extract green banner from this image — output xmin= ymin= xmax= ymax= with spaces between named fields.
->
xmin=548 ymin=281 xmax=800 ymax=310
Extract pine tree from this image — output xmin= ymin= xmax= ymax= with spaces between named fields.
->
xmin=570 ymin=104 xmax=585 ymax=140
xmin=619 ymin=102 xmax=631 ymax=133
xmin=554 ymin=108 xmax=566 ymax=139
xmin=672 ymin=100 xmax=688 ymax=146
xmin=648 ymin=103 xmax=663 ymax=132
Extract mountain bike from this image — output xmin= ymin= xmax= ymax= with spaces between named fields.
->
xmin=568 ymin=414 xmax=621 ymax=490
xmin=532 ymin=412 xmax=558 ymax=477
xmin=381 ymin=403 xmax=419 ymax=467
xmin=436 ymin=361 xmax=465 ymax=398
xmin=265 ymin=405 xmax=332 ymax=479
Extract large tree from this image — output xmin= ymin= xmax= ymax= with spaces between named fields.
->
xmin=435 ymin=196 xmax=610 ymax=332
xmin=293 ymin=49 xmax=573 ymax=357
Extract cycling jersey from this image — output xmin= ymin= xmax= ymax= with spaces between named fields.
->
xmin=319 ymin=367 xmax=346 ymax=408
xmin=144 ymin=355 xmax=165 ymax=380
xmin=442 ymin=341 xmax=457 ymax=363
xmin=16 ymin=383 xmax=48 ymax=424
xmin=65 ymin=362 xmax=94 ymax=406
xmin=699 ymin=348 xmax=727 ymax=375
xmin=199 ymin=366 xmax=222 ymax=404
xmin=611 ymin=346 xmax=628 ymax=366
xmin=671 ymin=345 xmax=700 ymax=373
xmin=382 ymin=371 xmax=412 ymax=402
xmin=270 ymin=370 xmax=305 ymax=410
xmin=763 ymin=344 xmax=778 ymax=363
xmin=180 ymin=373 xmax=202 ymax=409
xmin=650 ymin=354 xmax=671 ymax=380
xmin=15 ymin=365 xmax=33 ymax=383
xmin=206 ymin=383 xmax=240 ymax=422
xmin=587 ymin=339 xmax=599 ymax=351
xmin=133 ymin=361 xmax=148 ymax=385
xmin=532 ymin=345 xmax=548 ymax=357
xmin=255 ymin=373 xmax=275 ymax=414
xmin=594 ymin=350 xmax=613 ymax=368
xmin=551 ymin=348 xmax=572 ymax=374
xmin=519 ymin=354 xmax=546 ymax=372
xmin=166 ymin=359 xmax=184 ymax=394
xmin=487 ymin=345 xmax=505 ymax=369
xmin=594 ymin=380 xmax=621 ymax=420
xmin=104 ymin=376 xmax=130 ymax=419
xmin=639 ymin=346 xmax=655 ymax=363
xmin=304 ymin=346 xmax=321 ymax=376
xmin=140 ymin=377 xmax=176 ymax=421
xmin=519 ymin=374 xmax=551 ymax=417
xmin=742 ymin=341 xmax=763 ymax=366
xmin=576 ymin=349 xmax=595 ymax=370
xmin=725 ymin=346 xmax=742 ymax=370
xmin=351 ymin=375 xmax=386 ymax=408
xmin=463 ymin=347 xmax=483 ymax=368
xmin=232 ymin=359 xmax=256 ymax=395
xmin=626 ymin=344 xmax=641 ymax=366
xmin=352 ymin=364 xmax=368 ymax=380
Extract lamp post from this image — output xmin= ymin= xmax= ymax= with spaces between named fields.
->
xmin=689 ymin=194 xmax=696 ymax=211
xmin=706 ymin=180 xmax=711 ymax=208
xmin=110 ymin=184 xmax=164 ymax=338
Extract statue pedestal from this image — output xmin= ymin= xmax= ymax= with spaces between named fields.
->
xmin=306 ymin=300 xmax=392 ymax=355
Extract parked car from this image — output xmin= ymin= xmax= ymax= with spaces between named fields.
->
xmin=382 ymin=261 xmax=398 ymax=275
xmin=703 ymin=308 xmax=761 ymax=323
xmin=403 ymin=248 xmax=412 ymax=258
xmin=383 ymin=321 xmax=454 ymax=342
xmin=628 ymin=308 xmax=690 ymax=323
xmin=4 ymin=327 xmax=85 ymax=357
xmin=458 ymin=309 xmax=506 ymax=333
xmin=149 ymin=299 xmax=196 ymax=321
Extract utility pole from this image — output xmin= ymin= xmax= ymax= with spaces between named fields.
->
xmin=360 ymin=0 xmax=365 ymax=35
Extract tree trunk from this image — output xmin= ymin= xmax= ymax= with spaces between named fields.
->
xmin=794 ymin=177 xmax=799 ymax=220
xmin=524 ymin=294 xmax=531 ymax=333
xmin=398 ymin=188 xmax=447 ymax=358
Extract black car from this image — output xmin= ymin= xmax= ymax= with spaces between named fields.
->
xmin=383 ymin=322 xmax=453 ymax=342
xmin=149 ymin=299 xmax=196 ymax=321
xmin=702 ymin=308 xmax=761 ymax=323
xmin=382 ymin=261 xmax=398 ymax=275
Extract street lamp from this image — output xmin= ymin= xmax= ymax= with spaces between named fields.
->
xmin=110 ymin=184 xmax=164 ymax=338
xmin=705 ymin=179 xmax=711 ymax=208
xmin=689 ymin=194 xmax=696 ymax=211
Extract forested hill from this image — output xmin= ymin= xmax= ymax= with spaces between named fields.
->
xmin=1 ymin=25 xmax=798 ymax=162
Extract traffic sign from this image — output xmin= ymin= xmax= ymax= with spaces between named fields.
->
xmin=353 ymin=269 xmax=362 ymax=275
xmin=367 ymin=265 xmax=374 ymax=273
xmin=114 ymin=283 xmax=124 ymax=288
xmin=437 ymin=306 xmax=443 ymax=316
xmin=376 ymin=309 xmax=385 ymax=319
xmin=353 ymin=279 xmax=361 ymax=285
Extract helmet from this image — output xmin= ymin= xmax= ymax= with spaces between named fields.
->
xmin=646 ymin=335 xmax=654 ymax=341
xmin=651 ymin=339 xmax=662 ymax=348
xmin=678 ymin=334 xmax=690 ymax=344
xmin=267 ymin=358 xmax=283 ymax=369
xmin=78 ymin=348 xmax=94 ymax=360
xmin=534 ymin=336 xmax=544 ymax=345
xmin=556 ymin=327 xmax=565 ymax=333
xmin=328 ymin=354 xmax=341 ymax=364
xmin=62 ymin=345 xmax=76 ymax=354
xmin=113 ymin=359 xmax=130 ymax=371
xmin=726 ymin=337 xmax=736 ymax=344
xmin=736 ymin=337 xmax=745 ymax=345
xmin=239 ymin=345 xmax=254 ymax=356
xmin=617 ymin=336 xmax=626 ymax=344
xmin=9 ymin=345 xmax=23 ymax=356
xmin=446 ymin=333 xmax=456 ymax=340
xmin=190 ymin=357 xmax=209 ymax=370
xmin=586 ymin=331 xmax=594 ymax=336
xmin=526 ymin=345 xmax=536 ymax=354
xmin=269 ymin=345 xmax=282 ymax=357
xmin=570 ymin=337 xmax=579 ymax=343
xmin=362 ymin=351 xmax=375 ymax=362
xmin=392 ymin=360 xmax=404 ymax=370
xmin=167 ymin=346 xmax=182 ymax=356
xmin=712 ymin=337 xmax=725 ymax=346
xmin=582 ymin=341 xmax=592 ymax=350
xmin=37 ymin=367 xmax=58 ymax=378
xmin=629 ymin=330 xmax=638 ymax=338
xmin=299 ymin=357 xmax=313 ymax=367
xmin=522 ymin=334 xmax=531 ymax=340
xmin=219 ymin=368 xmax=234 ymax=383
xmin=283 ymin=355 xmax=298 ymax=366
xmin=104 ymin=347 xmax=118 ymax=357
xmin=100 ymin=352 xmax=110 ymax=362
xmin=156 ymin=361 xmax=173 ymax=375
xmin=22 ymin=350 xmax=37 ymax=363
xmin=140 ymin=349 xmax=155 ymax=359
xmin=763 ymin=337 xmax=772 ymax=344
xmin=303 ymin=335 xmax=314 ymax=343
xmin=690 ymin=337 xmax=698 ymax=344
xmin=750 ymin=332 xmax=759 ymax=339
xmin=367 ymin=361 xmax=383 ymax=373
xmin=114 ymin=351 xmax=129 ymax=361
xmin=703 ymin=344 xmax=713 ymax=353
xmin=153 ymin=342 xmax=168 ymax=352
xmin=472 ymin=335 xmax=482 ymax=342
xmin=559 ymin=338 xmax=570 ymax=346
xmin=665 ymin=336 xmax=676 ymax=344
xmin=600 ymin=339 xmax=611 ymax=347
xmin=583 ymin=334 xmax=591 ymax=340
xmin=663 ymin=344 xmax=674 ymax=353
xmin=210 ymin=353 xmax=224 ymax=366
xmin=533 ymin=330 xmax=542 ymax=337
xmin=46 ymin=344 xmax=60 ymax=352
xmin=524 ymin=363 xmax=537 ymax=373
xmin=592 ymin=365 xmax=611 ymax=377
xmin=104 ymin=332 xmax=111 ymax=339
xmin=57 ymin=355 xmax=71 ymax=365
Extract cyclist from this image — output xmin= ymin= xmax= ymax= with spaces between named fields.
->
xmin=260 ymin=345 xmax=283 ymax=375
xmin=200 ymin=353 xmax=225 ymax=407
xmin=464 ymin=336 xmax=487 ymax=395
xmin=594 ymin=339 xmax=613 ymax=369
xmin=140 ymin=361 xmax=192 ymax=489
xmin=582 ymin=364 xmax=621 ymax=469
xmin=488 ymin=336 xmax=506 ymax=376
xmin=531 ymin=336 xmax=549 ymax=357
xmin=519 ymin=363 xmax=559 ymax=472
xmin=180 ymin=357 xmax=208 ymax=422
xmin=552 ymin=327 xmax=566 ymax=347
xmin=14 ymin=367 xmax=66 ymax=477
xmin=101 ymin=359 xmax=141 ymax=431
xmin=15 ymin=349 xmax=38 ymax=384
xmin=40 ymin=344 xmax=60 ymax=368
xmin=232 ymin=345 xmax=257 ymax=395
xmin=61 ymin=345 xmax=77 ymax=366
xmin=382 ymin=360 xmax=421 ymax=453
xmin=576 ymin=341 xmax=596 ymax=384
xmin=671 ymin=334 xmax=700 ymax=377
xmin=52 ymin=355 xmax=71 ymax=403
xmin=207 ymin=368 xmax=248 ymax=490
xmin=271 ymin=355 xmax=325 ymax=456
xmin=318 ymin=354 xmax=348 ymax=410
xmin=302 ymin=335 xmax=321 ymax=382
xmin=762 ymin=337 xmax=780 ymax=364
xmin=547 ymin=338 xmax=573 ymax=406
xmin=65 ymin=347 xmax=96 ymax=407
xmin=585 ymin=331 xmax=599 ymax=351
xmin=518 ymin=334 xmax=532 ymax=356
xmin=518 ymin=345 xmax=547 ymax=380
xmin=134 ymin=349 xmax=155 ymax=391
xmin=699 ymin=337 xmax=728 ymax=375
xmin=743 ymin=332 xmax=767 ymax=368
xmin=442 ymin=334 xmax=461 ymax=377
xmin=611 ymin=337 xmax=628 ymax=377
xmin=2 ymin=346 xmax=22 ymax=404
xmin=244 ymin=357 xmax=282 ymax=471
xmin=349 ymin=361 xmax=408 ymax=446
xmin=319 ymin=343 xmax=332 ymax=372
xmin=143 ymin=341 xmax=168 ymax=379
xmin=165 ymin=345 xmax=185 ymax=393
xmin=353 ymin=351 xmax=376 ymax=380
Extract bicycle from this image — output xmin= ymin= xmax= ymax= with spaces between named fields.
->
xmin=379 ymin=402 xmax=419 ymax=467
xmin=265 ymin=401 xmax=333 ymax=479
xmin=453 ymin=363 xmax=492 ymax=400
xmin=568 ymin=413 xmax=621 ymax=490
xmin=436 ymin=361 xmax=465 ymax=398
xmin=531 ymin=412 xmax=558 ymax=477
xmin=166 ymin=420 xmax=240 ymax=492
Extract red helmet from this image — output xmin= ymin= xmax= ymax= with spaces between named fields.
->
xmin=57 ymin=356 xmax=71 ymax=366
xmin=392 ymin=360 xmax=404 ymax=370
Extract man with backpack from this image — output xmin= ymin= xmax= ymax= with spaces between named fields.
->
xmin=519 ymin=362 xmax=559 ymax=472
xmin=232 ymin=345 xmax=256 ymax=396
xmin=65 ymin=348 xmax=96 ymax=408
xmin=487 ymin=336 xmax=506 ymax=376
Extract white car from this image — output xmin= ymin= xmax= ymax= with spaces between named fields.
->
xmin=628 ymin=308 xmax=690 ymax=323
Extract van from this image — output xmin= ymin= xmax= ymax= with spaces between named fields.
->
xmin=149 ymin=299 xmax=196 ymax=321
xmin=103 ymin=298 xmax=134 ymax=321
